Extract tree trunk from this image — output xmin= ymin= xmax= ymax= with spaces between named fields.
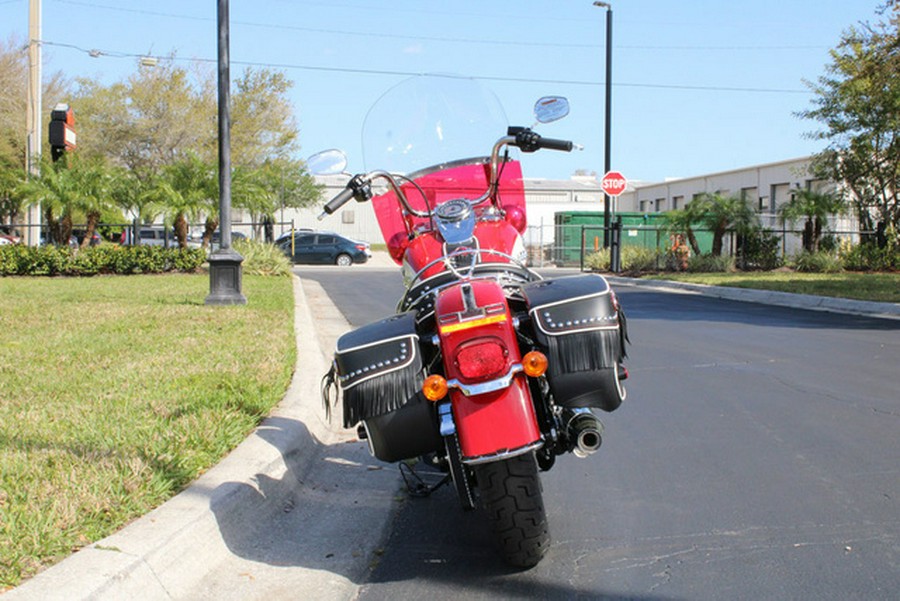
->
xmin=174 ymin=213 xmax=188 ymax=248
xmin=60 ymin=213 xmax=74 ymax=248
xmin=686 ymin=228 xmax=701 ymax=256
xmin=802 ymin=220 xmax=813 ymax=253
xmin=202 ymin=216 xmax=219 ymax=250
xmin=711 ymin=226 xmax=726 ymax=256
xmin=44 ymin=207 xmax=61 ymax=245
xmin=812 ymin=217 xmax=823 ymax=253
xmin=80 ymin=211 xmax=101 ymax=250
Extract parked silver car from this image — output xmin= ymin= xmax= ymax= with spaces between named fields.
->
xmin=120 ymin=226 xmax=178 ymax=247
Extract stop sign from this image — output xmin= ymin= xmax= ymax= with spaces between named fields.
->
xmin=601 ymin=171 xmax=627 ymax=197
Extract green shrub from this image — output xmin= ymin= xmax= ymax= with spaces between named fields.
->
xmin=840 ymin=241 xmax=900 ymax=271
xmin=0 ymin=245 xmax=205 ymax=276
xmin=234 ymin=239 xmax=292 ymax=276
xmin=583 ymin=245 xmax=661 ymax=272
xmin=621 ymin=245 xmax=660 ymax=272
xmin=737 ymin=228 xmax=782 ymax=270
xmin=687 ymin=254 xmax=735 ymax=273
xmin=583 ymin=248 xmax=610 ymax=271
xmin=791 ymin=251 xmax=843 ymax=273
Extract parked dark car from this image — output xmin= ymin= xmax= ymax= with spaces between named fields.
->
xmin=277 ymin=232 xmax=370 ymax=266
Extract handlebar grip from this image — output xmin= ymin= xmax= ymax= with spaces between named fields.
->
xmin=538 ymin=137 xmax=574 ymax=152
xmin=322 ymin=186 xmax=355 ymax=215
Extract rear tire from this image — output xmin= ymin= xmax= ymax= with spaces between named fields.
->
xmin=473 ymin=451 xmax=549 ymax=568
xmin=335 ymin=253 xmax=352 ymax=267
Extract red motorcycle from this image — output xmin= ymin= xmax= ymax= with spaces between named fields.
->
xmin=319 ymin=76 xmax=628 ymax=568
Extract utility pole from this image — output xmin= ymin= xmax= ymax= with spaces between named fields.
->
xmin=25 ymin=0 xmax=41 ymax=246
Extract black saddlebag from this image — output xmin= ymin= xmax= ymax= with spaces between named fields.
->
xmin=333 ymin=311 xmax=441 ymax=462
xmin=522 ymin=274 xmax=627 ymax=412
xmin=334 ymin=311 xmax=423 ymax=428
xmin=361 ymin=393 xmax=443 ymax=463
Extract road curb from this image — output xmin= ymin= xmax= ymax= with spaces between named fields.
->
xmin=4 ymin=276 xmax=356 ymax=600
xmin=605 ymin=276 xmax=900 ymax=321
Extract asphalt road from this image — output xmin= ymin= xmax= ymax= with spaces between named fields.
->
xmin=296 ymin=265 xmax=900 ymax=600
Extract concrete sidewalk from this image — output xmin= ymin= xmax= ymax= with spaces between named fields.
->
xmin=4 ymin=276 xmax=395 ymax=601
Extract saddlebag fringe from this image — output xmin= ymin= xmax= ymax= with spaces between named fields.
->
xmin=322 ymin=361 xmax=339 ymax=423
xmin=340 ymin=362 xmax=421 ymax=429
xmin=329 ymin=311 xmax=423 ymax=429
xmin=545 ymin=327 xmax=623 ymax=377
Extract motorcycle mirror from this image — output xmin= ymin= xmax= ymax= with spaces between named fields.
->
xmin=533 ymin=96 xmax=570 ymax=124
xmin=306 ymin=149 xmax=348 ymax=175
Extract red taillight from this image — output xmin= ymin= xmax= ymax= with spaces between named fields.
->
xmin=455 ymin=339 xmax=508 ymax=381
xmin=355 ymin=244 xmax=366 ymax=251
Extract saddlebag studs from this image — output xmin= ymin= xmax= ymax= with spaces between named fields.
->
xmin=333 ymin=311 xmax=422 ymax=428
xmin=522 ymin=274 xmax=628 ymax=412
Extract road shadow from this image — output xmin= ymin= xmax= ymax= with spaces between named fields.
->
xmin=209 ymin=416 xmax=674 ymax=599
xmin=209 ymin=414 xmax=400 ymax=583
xmin=327 ymin=460 xmax=673 ymax=601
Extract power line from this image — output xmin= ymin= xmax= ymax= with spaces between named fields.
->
xmin=49 ymin=0 xmax=827 ymax=52
xmin=42 ymin=39 xmax=813 ymax=95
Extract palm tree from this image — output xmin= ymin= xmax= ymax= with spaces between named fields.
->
xmin=778 ymin=188 xmax=845 ymax=253
xmin=695 ymin=193 xmax=758 ymax=256
xmin=663 ymin=201 xmax=705 ymax=256
xmin=16 ymin=157 xmax=118 ymax=247
xmin=142 ymin=153 xmax=216 ymax=248
xmin=18 ymin=159 xmax=77 ymax=245
xmin=68 ymin=158 xmax=117 ymax=249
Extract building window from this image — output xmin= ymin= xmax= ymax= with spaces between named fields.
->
xmin=771 ymin=183 xmax=791 ymax=213
xmin=639 ymin=200 xmax=649 ymax=213
xmin=741 ymin=186 xmax=758 ymax=203
xmin=672 ymin=195 xmax=683 ymax=210
xmin=655 ymin=198 xmax=665 ymax=212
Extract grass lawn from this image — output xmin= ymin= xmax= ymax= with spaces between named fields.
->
xmin=642 ymin=271 xmax=900 ymax=303
xmin=0 ymin=273 xmax=296 ymax=590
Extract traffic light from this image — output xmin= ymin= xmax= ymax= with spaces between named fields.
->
xmin=48 ymin=103 xmax=76 ymax=163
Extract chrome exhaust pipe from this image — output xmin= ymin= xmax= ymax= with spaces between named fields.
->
xmin=565 ymin=408 xmax=604 ymax=458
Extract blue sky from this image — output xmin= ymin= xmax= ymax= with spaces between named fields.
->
xmin=0 ymin=0 xmax=884 ymax=183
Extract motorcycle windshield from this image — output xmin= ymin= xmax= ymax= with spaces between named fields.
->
xmin=361 ymin=75 xmax=526 ymax=263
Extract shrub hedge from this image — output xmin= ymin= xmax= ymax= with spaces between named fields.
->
xmin=233 ymin=239 xmax=293 ymax=277
xmin=0 ymin=244 xmax=206 ymax=276
xmin=584 ymin=245 xmax=661 ymax=272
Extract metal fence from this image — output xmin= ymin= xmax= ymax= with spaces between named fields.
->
xmin=0 ymin=219 xmax=299 ymax=247
xmin=524 ymin=216 xmax=868 ymax=270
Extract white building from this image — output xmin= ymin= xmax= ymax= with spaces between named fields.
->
xmin=617 ymin=156 xmax=823 ymax=216
xmin=258 ymin=156 xmax=854 ymax=259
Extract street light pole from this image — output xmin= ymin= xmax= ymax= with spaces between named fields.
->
xmin=206 ymin=0 xmax=247 ymax=305
xmin=594 ymin=1 xmax=612 ymax=248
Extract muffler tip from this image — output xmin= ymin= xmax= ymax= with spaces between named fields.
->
xmin=567 ymin=409 xmax=604 ymax=458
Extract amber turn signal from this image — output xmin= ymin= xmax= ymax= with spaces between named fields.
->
xmin=422 ymin=374 xmax=449 ymax=401
xmin=522 ymin=351 xmax=548 ymax=377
